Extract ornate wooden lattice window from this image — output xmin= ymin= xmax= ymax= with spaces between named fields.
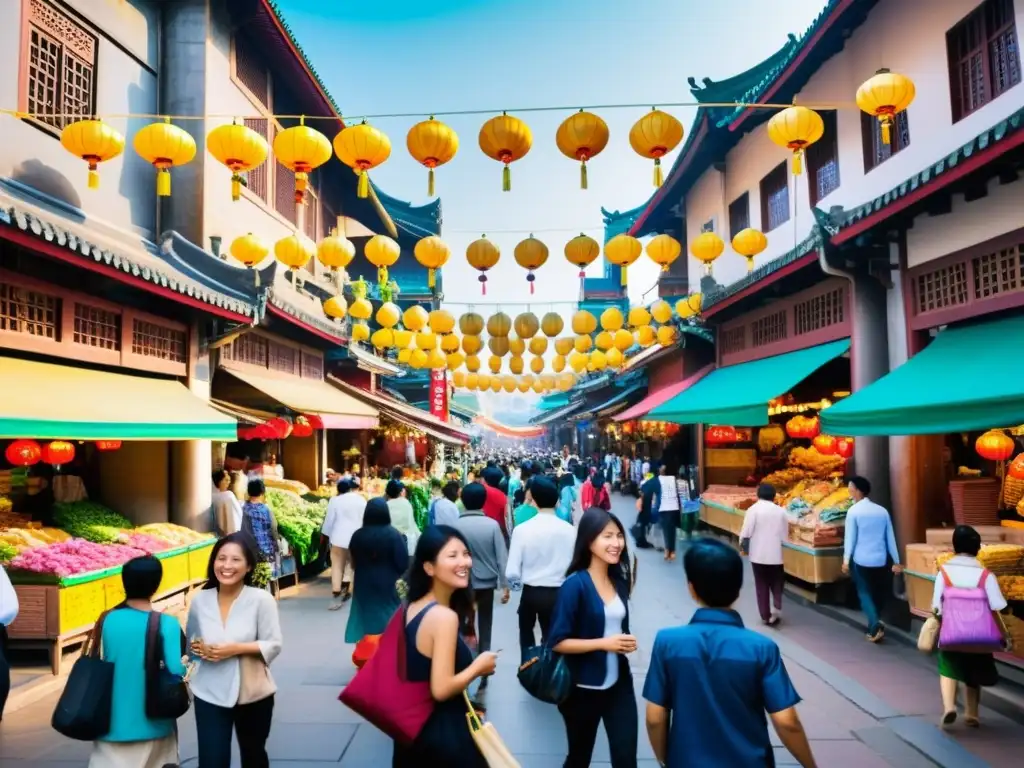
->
xmin=231 ymin=333 xmax=269 ymax=367
xmin=806 ymin=110 xmax=840 ymax=206
xmin=751 ymin=310 xmax=787 ymax=347
xmin=273 ymin=124 xmax=297 ymax=226
xmin=301 ymin=352 xmax=324 ymax=380
xmin=23 ymin=0 xmax=98 ymax=131
xmin=131 ymin=319 xmax=186 ymax=363
xmin=972 ymin=243 xmax=1024 ymax=299
xmin=73 ymin=303 xmax=120 ymax=350
xmin=0 ymin=282 xmax=60 ymax=339
xmin=915 ymin=262 xmax=970 ymax=314
xmin=759 ymin=163 xmax=789 ymax=232
xmin=728 ymin=193 xmax=750 ymax=239
xmin=720 ymin=326 xmax=746 ymax=355
xmin=793 ymin=287 xmax=845 ymax=336
xmin=268 ymin=340 xmax=298 ymax=375
xmin=947 ymin=0 xmax=1021 ymax=122
xmin=302 ymin=187 xmax=319 ymax=243
xmin=242 ymin=117 xmax=269 ymax=202
xmin=861 ymin=111 xmax=910 ymax=172
xmin=233 ymin=34 xmax=269 ymax=107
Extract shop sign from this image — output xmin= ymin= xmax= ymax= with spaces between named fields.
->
xmin=429 ymin=369 xmax=448 ymax=422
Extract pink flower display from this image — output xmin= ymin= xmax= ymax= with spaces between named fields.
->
xmin=9 ymin=539 xmax=153 ymax=577
xmin=121 ymin=533 xmax=173 ymax=554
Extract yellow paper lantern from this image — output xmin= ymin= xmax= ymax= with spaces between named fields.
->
xmin=206 ymin=121 xmax=269 ymax=201
xmin=604 ymin=234 xmax=643 ymax=286
xmin=595 ymin=331 xmax=614 ymax=351
xmin=568 ymin=351 xmax=588 ymax=372
xmin=416 ymin=331 xmax=438 ymax=350
xmin=502 ymin=375 xmax=517 ymax=393
xmin=477 ymin=374 xmax=492 ymax=390
xmin=488 ymin=355 xmax=503 ymax=374
xmin=613 ymin=329 xmax=633 ymax=352
xmin=467 ymin=236 xmax=501 ymax=295
xmin=766 ymin=106 xmax=824 ymax=175
xmin=571 ymin=310 xmax=597 ymax=335
xmin=636 ymin=325 xmax=656 ymax=346
xmin=558 ymin=373 xmax=576 ymax=391
xmin=690 ymin=232 xmax=725 ymax=276
xmin=272 ymin=118 xmax=332 ymax=205
xmin=856 ymin=69 xmax=915 ymax=145
xmin=650 ymin=300 xmax=673 ymax=325
xmin=413 ymin=236 xmax=451 ymax=290
xmin=606 ymin=348 xmax=624 ymax=368
xmin=488 ymin=336 xmax=510 ymax=357
xmin=490 ymin=376 xmax=504 ymax=391
xmin=487 ymin=312 xmax=512 ymax=337
xmin=532 ymin=379 xmax=545 ymax=394
xmin=514 ymin=235 xmax=549 ymax=294
xmin=351 ymin=322 xmax=370 ymax=343
xmin=552 ymin=355 xmax=566 ymax=373
xmin=371 ymin=328 xmax=394 ymax=349
xmin=376 ymin=302 xmax=401 ymax=328
xmin=530 ymin=356 xmax=544 ymax=374
xmin=459 ymin=312 xmax=484 ymax=336
xmin=514 ymin=312 xmax=540 ymax=339
xmin=478 ymin=112 xmax=532 ymax=191
xmin=465 ymin=372 xmax=479 ymax=389
xmin=517 ymin=379 xmax=531 ymax=393
xmin=657 ymin=325 xmax=677 ymax=346
xmin=349 ymin=297 xmax=373 ymax=320
xmin=564 ymin=233 xmax=601 ymax=281
xmin=133 ymin=118 xmax=197 ymax=197
xmin=540 ymin=374 xmax=556 ymax=390
xmin=446 ymin=351 xmax=465 ymax=370
xmin=600 ymin=307 xmax=624 ymax=332
xmin=274 ymin=232 xmax=316 ymax=271
xmin=323 ymin=295 xmax=347 ymax=320
xmin=646 ymin=234 xmax=682 ymax=272
xmin=554 ymin=337 xmax=574 ymax=356
xmin=629 ymin=108 xmax=684 ymax=187
xmin=556 ymin=109 xmax=610 ymax=189
xmin=229 ymin=233 xmax=269 ymax=268
xmin=428 ymin=309 xmax=456 ymax=334
xmin=628 ymin=307 xmax=651 ymax=328
xmin=452 ymin=371 xmax=467 ymax=388
xmin=590 ymin=350 xmax=608 ymax=370
xmin=529 ymin=337 xmax=548 ymax=356
xmin=574 ymin=335 xmax=593 ymax=353
xmin=466 ymin=355 xmax=481 ymax=373
xmin=462 ymin=335 xmax=483 ymax=355
xmin=409 ymin=349 xmax=428 ymax=369
xmin=509 ymin=338 xmax=526 ymax=356
xmin=318 ymin=231 xmax=356 ymax=273
xmin=364 ymin=234 xmax=400 ymax=285
xmin=732 ymin=228 xmax=768 ymax=273
xmin=403 ymin=305 xmax=429 ymax=332
xmin=406 ymin=117 xmax=459 ymax=196
xmin=520 ymin=375 xmax=535 ymax=389
xmin=428 ymin=349 xmax=447 ymax=370
xmin=60 ymin=119 xmax=125 ymax=190
xmin=440 ymin=333 xmax=461 ymax=353
xmin=333 ymin=120 xmax=391 ymax=198
xmin=509 ymin=355 xmax=525 ymax=375
xmin=393 ymin=329 xmax=413 ymax=348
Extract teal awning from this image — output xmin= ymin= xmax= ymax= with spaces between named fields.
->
xmin=650 ymin=339 xmax=850 ymax=426
xmin=538 ymin=393 xmax=570 ymax=411
xmin=822 ymin=316 xmax=1024 ymax=435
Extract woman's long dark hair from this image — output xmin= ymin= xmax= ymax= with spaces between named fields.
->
xmin=589 ymin=470 xmax=606 ymax=490
xmin=405 ymin=525 xmax=474 ymax=624
xmin=204 ymin=532 xmax=258 ymax=589
xmin=566 ymin=507 xmax=632 ymax=593
xmin=349 ymin=498 xmax=397 ymax=564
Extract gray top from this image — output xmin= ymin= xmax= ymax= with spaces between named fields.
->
xmin=453 ymin=510 xmax=509 ymax=590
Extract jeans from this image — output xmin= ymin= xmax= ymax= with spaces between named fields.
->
xmin=852 ymin=563 xmax=891 ymax=635
xmin=518 ymin=585 xmax=559 ymax=654
xmin=0 ymin=626 xmax=9 ymax=721
xmin=751 ymin=563 xmax=785 ymax=622
xmin=195 ymin=694 xmax=274 ymax=768
xmin=558 ymin=664 xmax=638 ymax=768
xmin=660 ymin=509 xmax=680 ymax=554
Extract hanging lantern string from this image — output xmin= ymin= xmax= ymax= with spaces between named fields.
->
xmin=0 ymin=99 xmax=862 ymax=124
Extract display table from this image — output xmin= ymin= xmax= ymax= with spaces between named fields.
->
xmin=700 ymin=501 xmax=844 ymax=585
xmin=6 ymin=540 xmax=215 ymax=674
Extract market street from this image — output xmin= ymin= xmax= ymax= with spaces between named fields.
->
xmin=1 ymin=494 xmax=1021 ymax=767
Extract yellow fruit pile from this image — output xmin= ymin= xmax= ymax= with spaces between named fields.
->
xmin=0 ymin=527 xmax=72 ymax=550
xmin=789 ymin=447 xmax=846 ymax=478
xmin=936 ymin=544 xmax=1024 ymax=575
xmin=997 ymin=575 xmax=1024 ymax=600
xmin=136 ymin=523 xmax=213 ymax=546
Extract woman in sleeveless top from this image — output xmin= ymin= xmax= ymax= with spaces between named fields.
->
xmin=393 ymin=525 xmax=497 ymax=767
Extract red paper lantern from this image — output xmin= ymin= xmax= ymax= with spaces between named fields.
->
xmin=802 ymin=416 xmax=820 ymax=439
xmin=42 ymin=440 xmax=76 ymax=466
xmin=976 ymin=429 xmax=1015 ymax=461
xmin=291 ymin=416 xmax=313 ymax=438
xmin=5 ymin=439 xmax=41 ymax=467
xmin=254 ymin=423 xmax=276 ymax=441
xmin=304 ymin=414 xmax=324 ymax=430
xmin=1009 ymin=453 xmax=1024 ymax=480
xmin=813 ymin=434 xmax=837 ymax=455
xmin=95 ymin=441 xmax=122 ymax=451
xmin=836 ymin=437 xmax=854 ymax=460
xmin=785 ymin=416 xmax=806 ymax=439
xmin=266 ymin=417 xmax=292 ymax=440
xmin=705 ymin=425 xmax=737 ymax=446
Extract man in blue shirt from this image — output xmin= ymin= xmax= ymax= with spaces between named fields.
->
xmin=643 ymin=539 xmax=816 ymax=768
xmin=841 ymin=475 xmax=902 ymax=643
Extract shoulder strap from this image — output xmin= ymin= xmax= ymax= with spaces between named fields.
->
xmin=145 ymin=610 xmax=162 ymax=674
xmin=976 ymin=568 xmax=991 ymax=588
xmin=939 ymin=566 xmax=953 ymax=587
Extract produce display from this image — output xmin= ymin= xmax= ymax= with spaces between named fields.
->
xmin=265 ymin=488 xmax=328 ymax=566
xmin=53 ymin=501 xmax=133 ymax=544
xmin=408 ymin=483 xmax=430 ymax=531
xmin=136 ymin=523 xmax=214 ymax=547
xmin=998 ymin=575 xmax=1024 ymax=601
xmin=0 ymin=527 xmax=73 ymax=550
xmin=9 ymin=539 xmax=157 ymax=578
xmin=311 ymin=484 xmax=336 ymax=498
xmin=936 ymin=544 xmax=1024 ymax=575
xmin=787 ymin=446 xmax=846 ymax=477
xmin=262 ymin=477 xmax=311 ymax=496
xmin=700 ymin=485 xmax=756 ymax=509
xmin=0 ymin=541 xmax=17 ymax=562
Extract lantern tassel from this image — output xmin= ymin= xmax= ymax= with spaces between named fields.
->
xmin=746 ymin=256 xmax=754 ymax=273
xmin=530 ymin=281 xmax=535 ymax=295
xmin=357 ymin=170 xmax=369 ymax=198
xmin=157 ymin=168 xmax=171 ymax=197
xmin=502 ymin=165 xmax=511 ymax=192
xmin=881 ymin=117 xmax=891 ymax=145
xmin=481 ymin=278 xmax=487 ymax=296
xmin=620 ymin=266 xmax=628 ymax=287
xmin=653 ymin=158 xmax=663 ymax=187
xmin=378 ymin=266 xmax=388 ymax=287
xmin=428 ymin=268 xmax=436 ymax=289
xmin=87 ymin=168 xmax=99 ymax=190
xmin=428 ymin=168 xmax=435 ymax=197
xmin=792 ymin=150 xmax=803 ymax=175
xmin=231 ymin=173 xmax=242 ymax=201
xmin=580 ymin=161 xmax=588 ymax=190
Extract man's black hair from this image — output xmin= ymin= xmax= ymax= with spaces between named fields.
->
xmin=247 ymin=478 xmax=265 ymax=498
xmin=442 ymin=480 xmax=460 ymax=502
xmin=385 ymin=479 xmax=404 ymax=499
xmin=529 ymin=475 xmax=559 ymax=509
xmin=390 ymin=465 xmax=404 ymax=481
xmin=481 ymin=466 xmax=504 ymax=489
xmin=756 ymin=483 xmax=776 ymax=501
xmin=848 ymin=475 xmax=871 ymax=496
xmin=337 ymin=479 xmax=352 ymax=494
xmin=460 ymin=482 xmax=487 ymax=511
xmin=683 ymin=538 xmax=743 ymax=608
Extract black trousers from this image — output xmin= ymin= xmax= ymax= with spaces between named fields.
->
xmin=474 ymin=588 xmax=495 ymax=654
xmin=195 ymin=693 xmax=274 ymax=768
xmin=558 ymin=664 xmax=638 ymax=768
xmin=518 ymin=585 xmax=559 ymax=652
xmin=0 ymin=626 xmax=9 ymax=721
xmin=751 ymin=563 xmax=785 ymax=622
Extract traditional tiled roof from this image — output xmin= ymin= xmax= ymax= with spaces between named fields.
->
xmin=267 ymin=270 xmax=347 ymax=340
xmin=373 ymin=184 xmax=442 ymax=239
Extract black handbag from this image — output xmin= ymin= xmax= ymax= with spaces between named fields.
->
xmin=517 ymin=645 xmax=571 ymax=705
xmin=144 ymin=610 xmax=191 ymax=720
xmin=51 ymin=611 xmax=115 ymax=740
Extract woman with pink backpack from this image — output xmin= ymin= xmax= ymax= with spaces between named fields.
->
xmin=931 ymin=525 xmax=1010 ymax=728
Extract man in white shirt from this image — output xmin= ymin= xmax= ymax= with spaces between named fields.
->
xmin=320 ymin=479 xmax=366 ymax=609
xmin=739 ymin=483 xmax=790 ymax=626
xmin=0 ymin=562 xmax=18 ymax=719
xmin=505 ymin=476 xmax=575 ymax=655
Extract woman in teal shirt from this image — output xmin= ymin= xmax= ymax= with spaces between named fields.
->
xmin=93 ymin=555 xmax=186 ymax=766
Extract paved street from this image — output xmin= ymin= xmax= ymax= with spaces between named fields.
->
xmin=1 ymin=493 xmax=1022 ymax=766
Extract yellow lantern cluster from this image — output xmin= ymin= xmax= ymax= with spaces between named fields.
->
xmin=348 ymin=281 xmax=373 ymax=344
xmin=455 ymin=372 xmax=575 ymax=393
xmin=514 ymin=312 xmax=539 ymax=339
xmin=732 ymin=228 xmax=767 ymax=273
xmin=364 ymin=234 xmax=400 ymax=286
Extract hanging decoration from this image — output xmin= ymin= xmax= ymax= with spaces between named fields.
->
xmin=467 ymin=236 xmax=501 ymax=295
xmin=856 ymin=69 xmax=916 ymax=145
xmin=400 ymin=306 xmax=427 ymax=334
xmin=513 ymin=235 xmax=549 ymax=294
xmin=836 ymin=437 xmax=854 ymax=460
xmin=229 ymin=233 xmax=269 ymax=269
xmin=552 ymin=355 xmax=566 ymax=373
xmin=509 ymin=355 xmax=524 ymax=374
xmin=554 ymin=337 xmax=574 ymax=356
xmin=510 ymin=337 xmax=527 ymax=356
xmin=766 ymin=105 xmax=824 ymax=175
xmin=571 ymin=310 xmax=597 ymax=335
xmin=462 ymin=335 xmax=482 ymax=355
xmin=628 ymin=307 xmax=651 ymax=328
xmin=574 ymin=334 xmax=592 ymax=353
xmin=413 ymin=236 xmax=450 ymax=290
xmin=690 ymin=231 xmax=725 ymax=276
xmin=732 ymin=228 xmax=767 ymax=273
xmin=272 ymin=117 xmax=332 ymax=205
xmin=428 ymin=309 xmax=456 ymax=334
xmin=629 ymin=108 xmax=684 ymax=187
xmin=376 ymin=302 xmax=401 ymax=328
xmin=94 ymin=440 xmax=123 ymax=451
xmin=813 ymin=434 xmax=837 ymax=455
xmin=274 ymin=232 xmax=316 ymax=284
xmin=613 ymin=329 xmax=633 ymax=351
xmin=487 ymin=311 xmax=512 ymax=337
xmin=291 ymin=416 xmax=314 ymax=439
xmin=333 ymin=120 xmax=391 ymax=198
xmin=42 ymin=440 xmax=76 ymax=467
xmin=406 ymin=116 xmax=459 ymax=196
xmin=371 ymin=328 xmax=394 ymax=349
xmin=440 ymin=333 xmax=461 ymax=352
xmin=349 ymin=280 xmax=373 ymax=343
xmin=604 ymin=234 xmax=643 ymax=287
xmin=206 ymin=120 xmax=270 ymax=201
xmin=600 ymin=307 xmax=624 ymax=332
xmin=606 ymin=348 xmax=623 ymax=368
xmin=446 ymin=351 xmax=465 ymax=370
xmin=394 ymin=329 xmax=413 ymax=349
xmin=976 ymin=430 xmax=1015 ymax=461
xmin=488 ymin=355 xmax=502 ymax=373
xmin=636 ymin=325 xmax=656 ymax=347
xmin=417 ymin=331 xmax=439 ymax=350
xmin=564 ymin=233 xmax=600 ymax=292
xmin=785 ymin=415 xmax=821 ymax=439
xmin=364 ymin=234 xmax=401 ymax=286
xmin=646 ymin=234 xmax=682 ymax=272
xmin=530 ymin=356 xmax=544 ymax=374
xmin=5 ymin=439 xmax=41 ymax=467
xmin=59 ymin=119 xmax=125 ymax=190
xmin=529 ymin=337 xmax=548 ymax=355
xmin=323 ymin=295 xmax=347 ymax=320
xmin=478 ymin=112 xmax=533 ymax=191
xmin=541 ymin=312 xmax=564 ymax=338
xmin=650 ymin=300 xmax=673 ymax=325
xmin=555 ymin=109 xmax=610 ymax=189
xmin=317 ymin=229 xmax=356 ymax=285
xmin=676 ymin=293 xmax=703 ymax=318
xmin=466 ymin=355 xmax=481 ymax=372
xmin=705 ymin=426 xmax=737 ymax=445
xmin=514 ymin=312 xmax=540 ymax=339
xmin=459 ymin=312 xmax=484 ymax=336
xmin=656 ymin=325 xmax=676 ymax=347
xmin=595 ymin=331 xmax=614 ymax=351
xmin=568 ymin=350 xmax=588 ymax=373
xmin=133 ymin=117 xmax=196 ymax=197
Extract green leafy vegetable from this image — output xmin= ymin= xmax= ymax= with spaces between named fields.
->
xmin=53 ymin=501 xmax=132 ymax=543
xmin=265 ymin=488 xmax=328 ymax=565
xmin=407 ymin=483 xmax=430 ymax=531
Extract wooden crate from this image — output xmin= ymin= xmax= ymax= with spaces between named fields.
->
xmin=701 ymin=504 xmax=733 ymax=534
xmin=905 ymin=571 xmax=935 ymax=615
xmin=782 ymin=547 xmax=843 ymax=585
xmin=7 ymin=584 xmax=59 ymax=639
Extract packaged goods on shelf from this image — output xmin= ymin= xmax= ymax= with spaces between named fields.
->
xmin=701 ymin=485 xmax=757 ymax=509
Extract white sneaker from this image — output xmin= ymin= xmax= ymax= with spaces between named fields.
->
xmin=328 ymin=596 xmax=344 ymax=611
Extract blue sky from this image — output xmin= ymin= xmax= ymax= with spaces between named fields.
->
xmin=277 ymin=0 xmax=828 ymax=410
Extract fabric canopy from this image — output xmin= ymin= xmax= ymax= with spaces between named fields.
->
xmin=822 ymin=316 xmax=1024 ymax=435
xmin=222 ymin=368 xmax=379 ymax=429
xmin=577 ymin=383 xmax=646 ymax=419
xmin=532 ymin=399 xmax=587 ymax=425
xmin=614 ymin=364 xmax=714 ymax=422
xmin=0 ymin=357 xmax=238 ymax=440
xmin=329 ymin=378 xmax=471 ymax=445
xmin=650 ymin=339 xmax=850 ymax=426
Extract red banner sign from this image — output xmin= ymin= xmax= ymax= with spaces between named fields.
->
xmin=429 ymin=369 xmax=448 ymax=422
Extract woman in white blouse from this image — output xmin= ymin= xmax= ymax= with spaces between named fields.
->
xmin=186 ymin=532 xmax=283 ymax=768
xmin=932 ymin=525 xmax=1008 ymax=728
